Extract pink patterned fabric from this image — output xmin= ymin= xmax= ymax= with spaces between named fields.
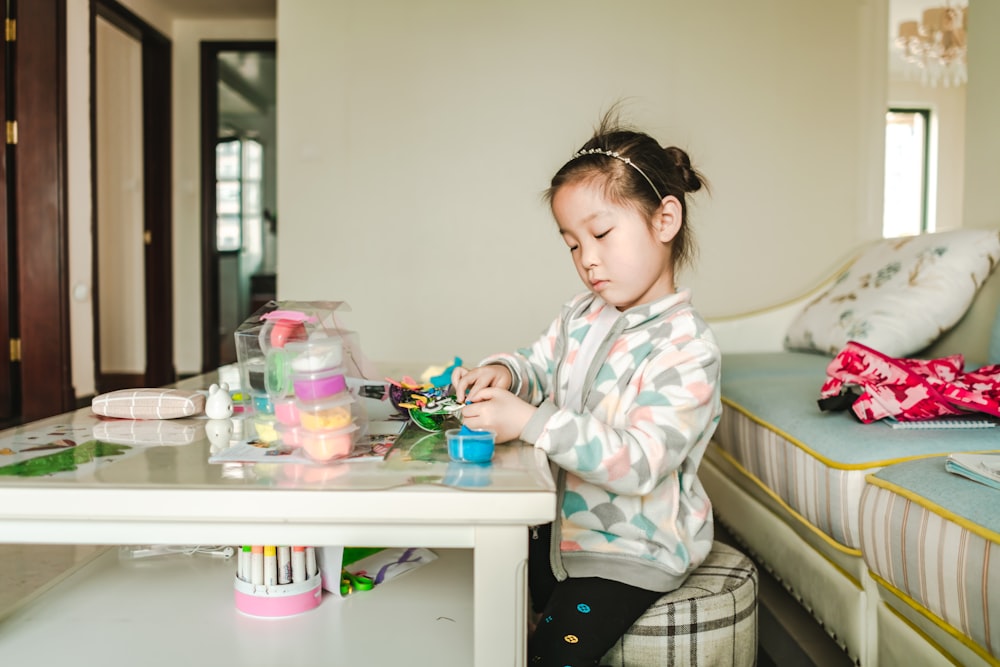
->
xmin=820 ymin=341 xmax=1000 ymax=423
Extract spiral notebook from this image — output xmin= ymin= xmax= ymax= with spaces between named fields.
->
xmin=886 ymin=415 xmax=997 ymax=429
xmin=945 ymin=453 xmax=1000 ymax=491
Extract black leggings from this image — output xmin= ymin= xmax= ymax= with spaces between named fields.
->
xmin=528 ymin=523 xmax=661 ymax=667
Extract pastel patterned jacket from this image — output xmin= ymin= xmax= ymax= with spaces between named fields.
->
xmin=482 ymin=289 xmax=722 ymax=592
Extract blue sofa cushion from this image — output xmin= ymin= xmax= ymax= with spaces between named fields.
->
xmin=715 ymin=351 xmax=999 ymax=551
xmin=721 ymin=371 xmax=999 ymax=467
xmin=868 ymin=456 xmax=1000 ymax=533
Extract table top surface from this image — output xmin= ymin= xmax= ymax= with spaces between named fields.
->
xmin=0 ymin=373 xmax=555 ymax=496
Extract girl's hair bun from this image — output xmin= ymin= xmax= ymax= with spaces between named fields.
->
xmin=665 ymin=146 xmax=704 ymax=194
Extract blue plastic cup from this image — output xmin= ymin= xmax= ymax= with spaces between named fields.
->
xmin=445 ymin=428 xmax=495 ymax=463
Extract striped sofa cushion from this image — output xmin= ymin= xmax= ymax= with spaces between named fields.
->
xmin=717 ymin=356 xmax=1000 ymax=552
xmin=860 ymin=456 xmax=1000 ymax=664
xmin=601 ymin=541 xmax=758 ymax=667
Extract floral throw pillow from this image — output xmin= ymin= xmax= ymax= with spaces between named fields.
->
xmin=784 ymin=229 xmax=1000 ymax=357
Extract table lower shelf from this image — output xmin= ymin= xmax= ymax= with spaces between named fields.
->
xmin=0 ymin=546 xmax=473 ymax=666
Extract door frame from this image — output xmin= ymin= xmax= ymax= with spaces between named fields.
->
xmin=0 ymin=2 xmax=12 ymax=420
xmin=90 ymin=0 xmax=174 ymax=393
xmin=10 ymin=0 xmax=74 ymax=421
xmin=199 ymin=40 xmax=276 ymax=373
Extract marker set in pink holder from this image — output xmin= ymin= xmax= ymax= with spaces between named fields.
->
xmin=234 ymin=545 xmax=322 ymax=618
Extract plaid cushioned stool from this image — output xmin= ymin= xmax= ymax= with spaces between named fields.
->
xmin=601 ymin=541 xmax=758 ymax=667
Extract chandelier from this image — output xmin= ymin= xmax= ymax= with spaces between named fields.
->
xmin=894 ymin=3 xmax=967 ymax=87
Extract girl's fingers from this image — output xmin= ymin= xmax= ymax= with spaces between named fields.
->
xmin=468 ymin=380 xmax=498 ymax=402
xmin=451 ymin=368 xmax=470 ymax=400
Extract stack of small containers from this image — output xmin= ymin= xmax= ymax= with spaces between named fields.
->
xmin=277 ymin=337 xmax=359 ymax=462
xmin=235 ymin=303 xmax=364 ymax=462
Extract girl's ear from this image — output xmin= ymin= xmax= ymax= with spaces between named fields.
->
xmin=653 ymin=195 xmax=683 ymax=243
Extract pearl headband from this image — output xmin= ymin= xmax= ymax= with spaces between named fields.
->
xmin=571 ymin=147 xmax=663 ymax=201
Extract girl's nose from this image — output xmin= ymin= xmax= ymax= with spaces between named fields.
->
xmin=580 ymin=243 xmax=598 ymax=268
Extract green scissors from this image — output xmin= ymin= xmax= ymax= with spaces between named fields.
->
xmin=340 ymin=569 xmax=375 ymax=595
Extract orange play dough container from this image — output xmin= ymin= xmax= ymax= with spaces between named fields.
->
xmin=300 ymin=424 xmax=358 ymax=462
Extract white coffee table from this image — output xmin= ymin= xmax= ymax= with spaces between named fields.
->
xmin=0 ymin=376 xmax=555 ymax=666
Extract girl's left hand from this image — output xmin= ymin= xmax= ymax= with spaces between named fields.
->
xmin=461 ymin=387 xmax=536 ymax=443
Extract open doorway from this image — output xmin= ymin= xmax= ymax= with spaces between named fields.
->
xmin=91 ymin=0 xmax=174 ymax=395
xmin=200 ymin=42 xmax=276 ymax=372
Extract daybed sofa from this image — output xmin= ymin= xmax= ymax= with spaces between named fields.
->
xmin=703 ymin=228 xmax=1000 ymax=667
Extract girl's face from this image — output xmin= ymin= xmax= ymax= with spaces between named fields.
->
xmin=552 ymin=180 xmax=679 ymax=310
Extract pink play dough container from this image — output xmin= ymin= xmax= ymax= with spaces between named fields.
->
xmin=297 ymin=392 xmax=354 ymax=432
xmin=301 ymin=424 xmax=358 ymax=462
xmin=276 ymin=424 xmax=304 ymax=448
xmin=273 ymin=396 xmax=300 ymax=426
xmin=292 ymin=367 xmax=347 ymax=401
xmin=233 ymin=571 xmax=322 ymax=618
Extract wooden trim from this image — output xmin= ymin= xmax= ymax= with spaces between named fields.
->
xmin=200 ymin=43 xmax=220 ymax=373
xmin=0 ymin=2 xmax=12 ymax=420
xmin=16 ymin=0 xmax=74 ymax=420
xmin=88 ymin=3 xmax=100 ymax=395
xmin=94 ymin=372 xmax=145 ymax=391
xmin=142 ymin=28 xmax=174 ymax=386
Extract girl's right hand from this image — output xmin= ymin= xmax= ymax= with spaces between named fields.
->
xmin=452 ymin=364 xmax=513 ymax=402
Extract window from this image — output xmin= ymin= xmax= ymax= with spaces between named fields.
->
xmin=882 ymin=108 xmax=930 ymax=238
xmin=215 ymin=137 xmax=264 ymax=252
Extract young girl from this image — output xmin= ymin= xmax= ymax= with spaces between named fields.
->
xmin=452 ymin=111 xmax=722 ymax=666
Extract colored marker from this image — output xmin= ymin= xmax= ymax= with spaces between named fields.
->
xmin=278 ymin=546 xmax=292 ymax=584
xmin=239 ymin=545 xmax=251 ymax=581
xmin=292 ymin=546 xmax=306 ymax=583
xmin=251 ymin=545 xmax=264 ymax=585
xmin=306 ymin=546 xmax=317 ymax=578
xmin=264 ymin=546 xmax=278 ymax=586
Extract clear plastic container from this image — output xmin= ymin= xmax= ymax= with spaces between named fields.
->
xmin=253 ymin=415 xmax=280 ymax=444
xmin=286 ymin=337 xmax=344 ymax=373
xmin=273 ymin=396 xmax=300 ymax=426
xmin=292 ymin=367 xmax=347 ymax=402
xmin=445 ymin=428 xmax=496 ymax=463
xmin=264 ymin=347 xmax=294 ymax=399
xmin=234 ymin=301 xmax=357 ymax=414
xmin=300 ymin=424 xmax=358 ymax=462
xmin=276 ymin=424 xmax=303 ymax=448
xmin=296 ymin=392 xmax=355 ymax=431
xmin=249 ymin=392 xmax=274 ymax=416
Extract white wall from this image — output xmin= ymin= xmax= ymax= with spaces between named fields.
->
xmin=170 ymin=18 xmax=277 ymax=374
xmin=66 ymin=0 xmax=93 ymax=396
xmin=66 ymin=0 xmax=996 ymax=386
xmin=66 ymin=2 xmax=276 ymax=393
xmin=277 ymin=0 xmax=888 ymax=371
xmin=964 ymin=0 xmax=1000 ymax=230
xmin=95 ymin=17 xmax=146 ymax=374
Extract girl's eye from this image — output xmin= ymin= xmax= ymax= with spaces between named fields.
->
xmin=568 ymin=245 xmax=579 ymax=252
xmin=595 ymin=230 xmax=610 ymax=239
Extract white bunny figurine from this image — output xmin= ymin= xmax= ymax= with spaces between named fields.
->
xmin=204 ymin=418 xmax=235 ymax=454
xmin=205 ymin=383 xmax=234 ymax=420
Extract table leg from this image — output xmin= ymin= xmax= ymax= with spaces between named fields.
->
xmin=474 ymin=525 xmax=528 ymax=667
